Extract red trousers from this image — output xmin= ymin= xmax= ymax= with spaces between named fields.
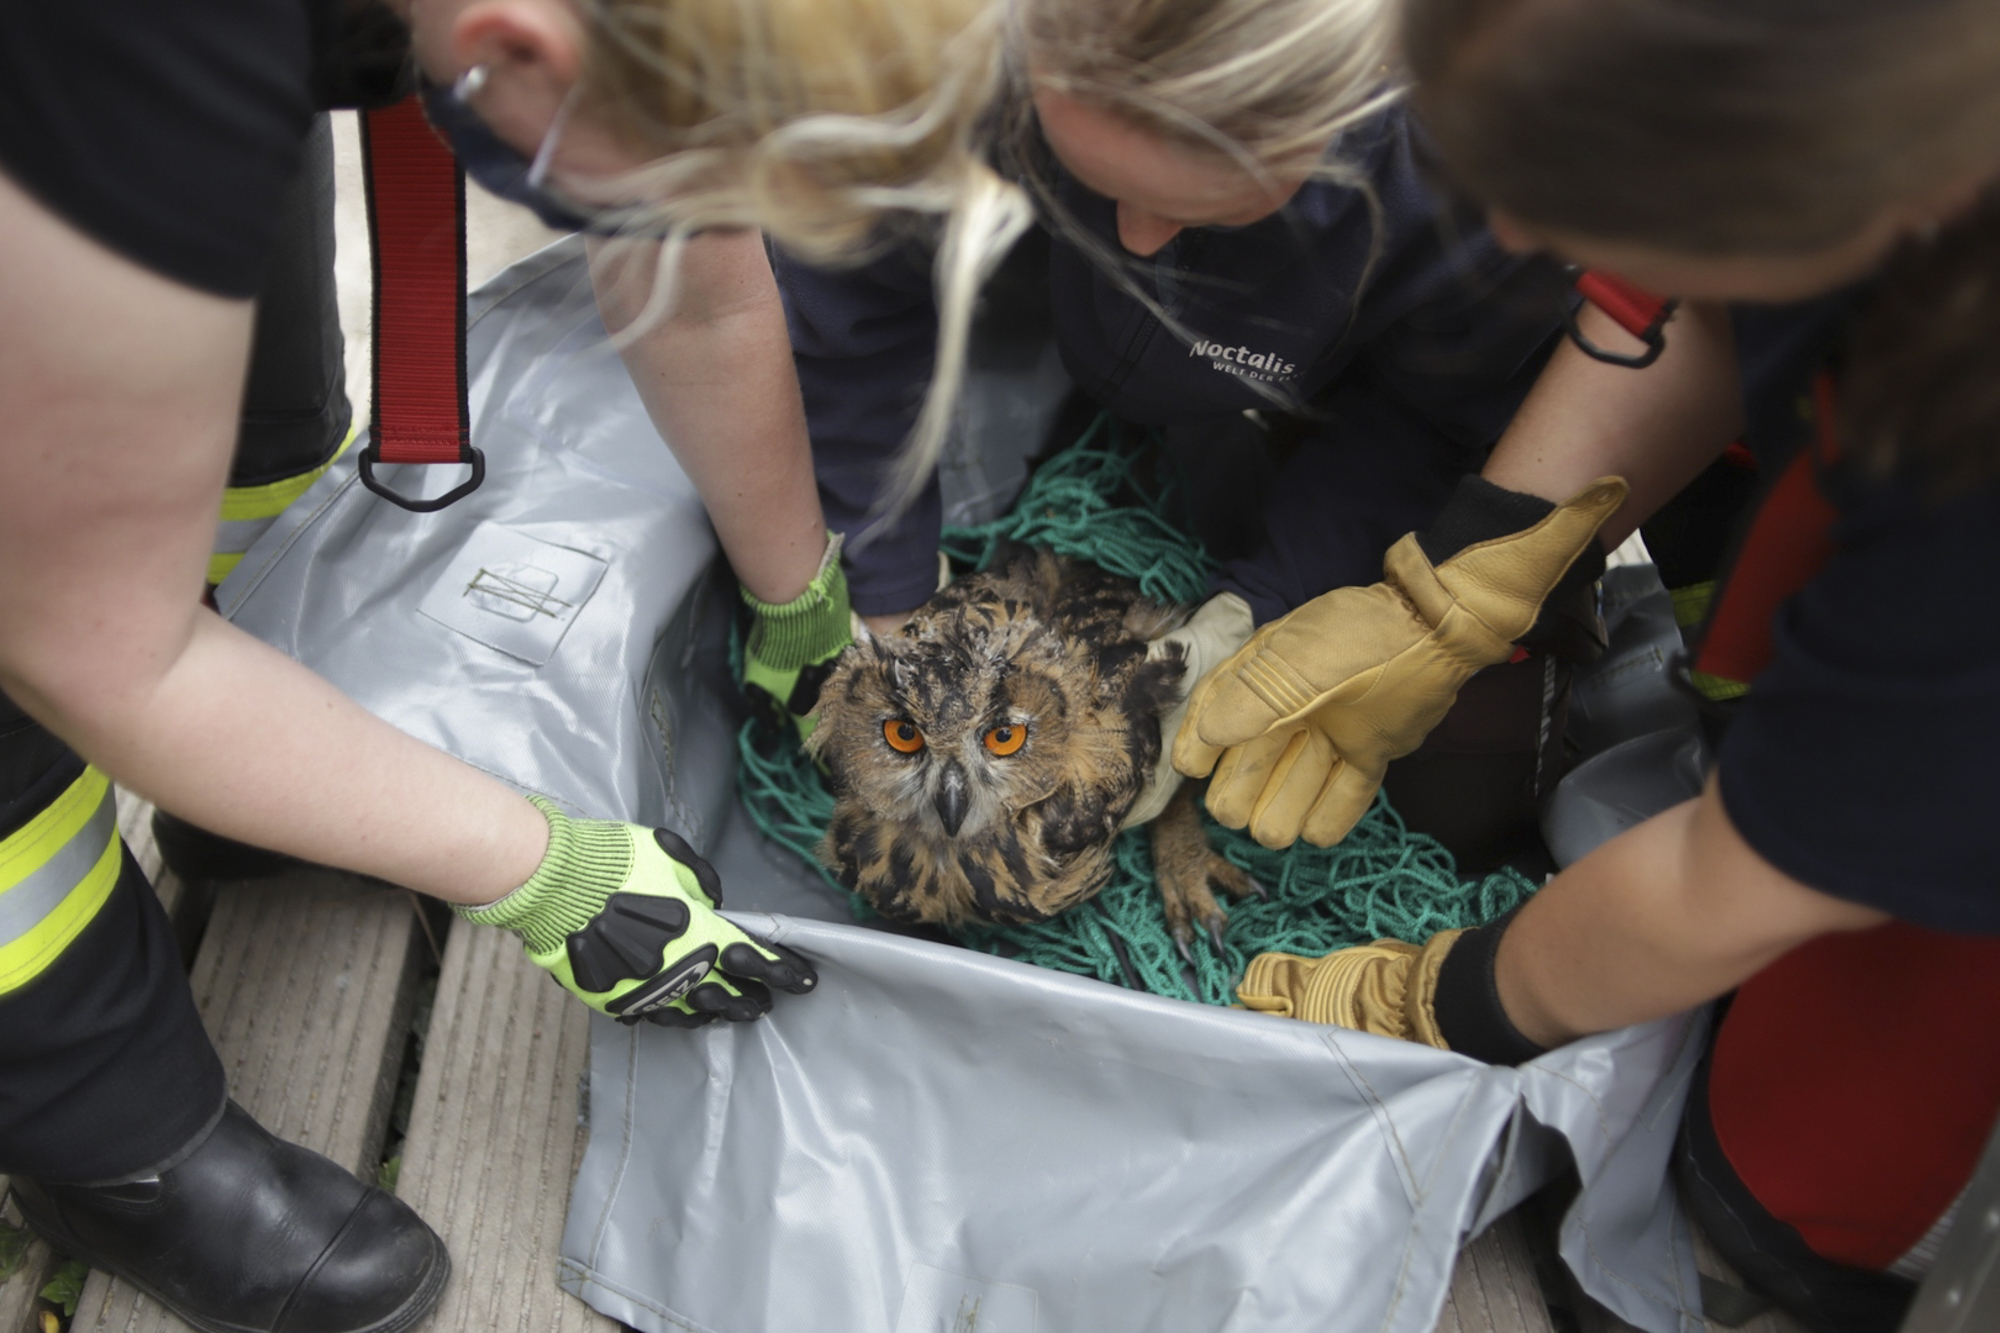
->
xmin=1708 ymin=920 xmax=2000 ymax=1270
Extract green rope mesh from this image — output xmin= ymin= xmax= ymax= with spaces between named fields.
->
xmin=937 ymin=417 xmax=1215 ymax=606
xmin=736 ymin=416 xmax=1539 ymax=1006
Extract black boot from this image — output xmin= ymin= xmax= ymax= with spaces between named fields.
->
xmin=12 ymin=1101 xmax=450 ymax=1333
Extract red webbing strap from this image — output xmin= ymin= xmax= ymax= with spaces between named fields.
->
xmin=1574 ymin=269 xmax=1671 ymax=341
xmin=357 ymin=96 xmax=483 ymax=510
xmin=1693 ymin=373 xmax=1843 ymax=685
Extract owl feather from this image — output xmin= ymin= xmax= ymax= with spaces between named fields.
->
xmin=809 ymin=546 xmax=1256 ymax=941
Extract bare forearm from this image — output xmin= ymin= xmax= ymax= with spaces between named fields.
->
xmin=1495 ymin=775 xmax=1887 ymax=1046
xmin=1484 ymin=301 xmax=1744 ymax=545
xmin=590 ymin=231 xmax=826 ymax=604
xmin=2 ymin=614 xmax=545 ymax=904
xmin=0 ymin=170 xmax=545 ymax=906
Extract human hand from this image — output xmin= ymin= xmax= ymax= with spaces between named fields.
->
xmin=742 ymin=532 xmax=854 ymax=743
xmin=1237 ymin=933 xmax=1464 ymax=1047
xmin=458 ymin=797 xmax=817 ymax=1026
xmin=1174 ymin=477 xmax=1627 ymax=848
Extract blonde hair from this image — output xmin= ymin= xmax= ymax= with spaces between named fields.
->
xmin=879 ymin=0 xmax=1409 ymax=517
xmin=566 ymin=0 xmax=1404 ymax=521
xmin=1020 ymin=0 xmax=1400 ymax=175
xmin=574 ymin=0 xmax=1015 ymax=254
xmin=557 ymin=0 xmax=1033 ymax=526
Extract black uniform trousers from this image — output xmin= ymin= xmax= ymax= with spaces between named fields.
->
xmin=0 ymin=116 xmax=348 ymax=1183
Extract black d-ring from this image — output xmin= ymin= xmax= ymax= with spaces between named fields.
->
xmin=1563 ymin=267 xmax=1678 ymax=369
xmin=1562 ymin=302 xmax=1673 ymax=369
xmin=357 ymin=443 xmax=485 ymax=512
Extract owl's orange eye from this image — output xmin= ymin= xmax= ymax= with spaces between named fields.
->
xmin=883 ymin=719 xmax=925 ymax=753
xmin=983 ymin=724 xmax=1027 ymax=756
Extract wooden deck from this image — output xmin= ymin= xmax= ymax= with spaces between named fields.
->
xmin=0 ymin=790 xmax=1753 ymax=1333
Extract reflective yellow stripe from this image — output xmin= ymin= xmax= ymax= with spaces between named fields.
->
xmin=0 ymin=768 xmax=120 ymax=994
xmin=0 ymin=837 xmax=119 ymax=994
xmin=1686 ymin=669 xmax=1751 ymax=702
xmin=0 ymin=767 xmax=109 ymax=894
xmin=218 ymin=424 xmax=357 ymax=524
xmin=1669 ymin=580 xmax=1716 ymax=628
xmin=1664 ymin=581 xmax=1752 ymax=700
xmin=208 ymin=425 xmax=358 ymax=584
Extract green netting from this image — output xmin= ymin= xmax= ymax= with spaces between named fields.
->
xmin=936 ymin=418 xmax=1215 ymax=606
xmin=736 ymin=416 xmax=1538 ymax=1006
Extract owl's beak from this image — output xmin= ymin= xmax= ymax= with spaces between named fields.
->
xmin=934 ymin=762 xmax=970 ymax=837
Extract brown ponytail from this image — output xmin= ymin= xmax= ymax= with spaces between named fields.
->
xmin=1845 ymin=197 xmax=2000 ymax=493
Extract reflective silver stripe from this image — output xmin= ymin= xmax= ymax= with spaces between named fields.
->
xmin=213 ymin=513 xmax=281 ymax=558
xmin=0 ymin=786 xmax=116 ymax=948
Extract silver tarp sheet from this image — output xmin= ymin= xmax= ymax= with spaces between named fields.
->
xmin=219 ymin=239 xmax=1710 ymax=1333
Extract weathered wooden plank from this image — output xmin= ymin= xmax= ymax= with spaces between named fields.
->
xmin=0 ymin=1183 xmax=56 ymax=1333
xmin=1558 ymin=1221 xmax=1814 ymax=1333
xmin=395 ymin=920 xmax=615 ymax=1333
xmin=1433 ymin=1213 xmax=1559 ymax=1333
xmin=112 ymin=789 xmax=159 ymax=882
xmin=1690 ymin=1226 xmax=1813 ymax=1333
xmin=69 ymin=870 xmax=424 ymax=1333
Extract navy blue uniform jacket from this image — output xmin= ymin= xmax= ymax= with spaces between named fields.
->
xmin=1719 ymin=297 xmax=2000 ymax=927
xmin=775 ymin=105 xmax=1564 ymax=621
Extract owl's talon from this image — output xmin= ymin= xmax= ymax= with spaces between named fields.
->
xmin=1174 ymin=929 xmax=1196 ymax=966
xmin=1153 ymin=784 xmax=1265 ymax=965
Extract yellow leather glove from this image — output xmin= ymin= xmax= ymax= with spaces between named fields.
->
xmin=1237 ymin=932 xmax=1464 ymax=1046
xmin=1174 ymin=476 xmax=1627 ymax=848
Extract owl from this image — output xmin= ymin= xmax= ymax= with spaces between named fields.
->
xmin=807 ymin=545 xmax=1257 ymax=951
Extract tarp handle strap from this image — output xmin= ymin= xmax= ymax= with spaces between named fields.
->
xmin=357 ymin=95 xmax=484 ymax=512
xmin=1692 ymin=372 xmax=1843 ymax=686
xmin=1565 ymin=267 xmax=1678 ymax=369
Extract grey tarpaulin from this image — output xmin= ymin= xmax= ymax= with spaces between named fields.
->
xmin=1543 ymin=560 xmax=1712 ymax=869
xmin=218 ymin=239 xmax=1710 ymax=1333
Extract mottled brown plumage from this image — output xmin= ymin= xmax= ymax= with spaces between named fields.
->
xmin=808 ymin=546 xmax=1257 ymax=941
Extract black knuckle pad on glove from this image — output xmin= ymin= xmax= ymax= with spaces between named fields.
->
xmin=686 ymin=979 xmax=772 ymax=1022
xmin=787 ymin=660 xmax=836 ymax=715
xmin=719 ymin=940 xmax=818 ymax=994
xmin=653 ymin=828 xmax=724 ymax=906
xmin=603 ymin=944 xmax=717 ymax=1021
xmin=567 ymin=893 xmax=693 ymax=993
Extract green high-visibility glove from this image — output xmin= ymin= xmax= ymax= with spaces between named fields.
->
xmin=458 ymin=797 xmax=817 ymax=1027
xmin=741 ymin=532 xmax=855 ymax=743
